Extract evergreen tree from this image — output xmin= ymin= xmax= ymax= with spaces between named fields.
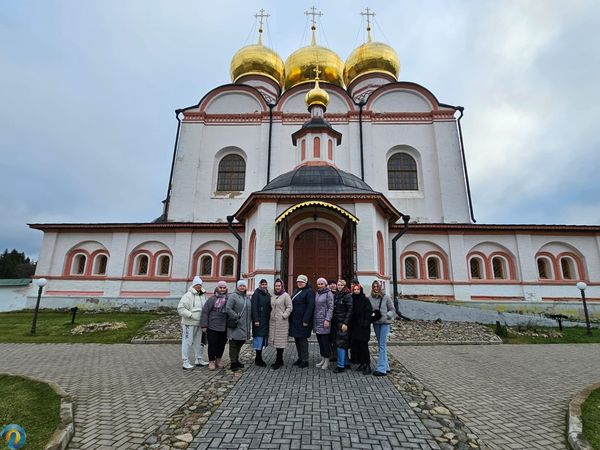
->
xmin=0 ymin=249 xmax=36 ymax=279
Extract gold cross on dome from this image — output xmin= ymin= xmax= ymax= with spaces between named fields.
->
xmin=313 ymin=65 xmax=321 ymax=80
xmin=305 ymin=6 xmax=323 ymax=29
xmin=360 ymin=8 xmax=376 ymax=41
xmin=255 ymin=8 xmax=270 ymax=31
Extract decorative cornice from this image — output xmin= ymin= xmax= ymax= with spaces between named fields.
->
xmin=389 ymin=222 xmax=600 ymax=234
xmin=29 ymin=222 xmax=244 ymax=232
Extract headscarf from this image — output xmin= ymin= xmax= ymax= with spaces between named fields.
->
xmin=274 ymin=278 xmax=286 ymax=295
xmin=214 ymin=281 xmax=228 ymax=308
xmin=371 ymin=280 xmax=383 ymax=298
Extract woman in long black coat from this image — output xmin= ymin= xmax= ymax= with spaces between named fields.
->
xmin=288 ymin=274 xmax=315 ymax=368
xmin=350 ymin=284 xmax=373 ymax=375
xmin=251 ymin=279 xmax=272 ymax=367
xmin=332 ymin=279 xmax=353 ymax=373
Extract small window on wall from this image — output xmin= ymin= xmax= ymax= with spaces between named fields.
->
xmin=492 ymin=257 xmax=506 ymax=279
xmin=560 ymin=257 xmax=576 ymax=279
xmin=221 ymin=256 xmax=234 ymax=277
xmin=217 ymin=155 xmax=246 ymax=191
xmin=469 ymin=258 xmax=482 ymax=279
xmin=157 ymin=255 xmax=171 ymax=276
xmin=72 ymin=254 xmax=87 ymax=275
xmin=135 ymin=254 xmax=149 ymax=276
xmin=93 ymin=254 xmax=108 ymax=275
xmin=427 ymin=257 xmax=440 ymax=279
xmin=388 ymin=153 xmax=418 ymax=190
xmin=537 ymin=258 xmax=551 ymax=280
xmin=200 ymin=255 xmax=213 ymax=277
xmin=404 ymin=257 xmax=418 ymax=279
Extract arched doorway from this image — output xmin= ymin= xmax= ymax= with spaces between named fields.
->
xmin=292 ymin=229 xmax=338 ymax=287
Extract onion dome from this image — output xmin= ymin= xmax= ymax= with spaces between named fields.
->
xmin=304 ymin=75 xmax=329 ymax=109
xmin=260 ymin=165 xmax=374 ymax=194
xmin=230 ymin=12 xmax=285 ymax=87
xmin=344 ymin=9 xmax=400 ymax=86
xmin=284 ymin=9 xmax=344 ymax=90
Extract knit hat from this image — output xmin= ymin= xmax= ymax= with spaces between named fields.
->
xmin=216 ymin=280 xmax=227 ymax=289
xmin=296 ymin=274 xmax=308 ymax=283
xmin=192 ymin=276 xmax=203 ymax=286
xmin=236 ymin=279 xmax=247 ymax=288
xmin=317 ymin=277 xmax=327 ymax=286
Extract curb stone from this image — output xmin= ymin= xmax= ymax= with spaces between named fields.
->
xmin=0 ymin=372 xmax=75 ymax=450
xmin=568 ymin=382 xmax=600 ymax=450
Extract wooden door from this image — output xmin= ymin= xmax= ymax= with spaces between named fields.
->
xmin=292 ymin=229 xmax=338 ymax=287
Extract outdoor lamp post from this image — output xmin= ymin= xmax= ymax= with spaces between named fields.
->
xmin=576 ymin=281 xmax=592 ymax=336
xmin=30 ymin=278 xmax=48 ymax=335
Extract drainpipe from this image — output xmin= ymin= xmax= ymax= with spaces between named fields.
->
xmin=226 ymin=215 xmax=243 ymax=281
xmin=266 ymin=103 xmax=274 ymax=183
xmin=455 ymin=106 xmax=476 ymax=223
xmin=162 ymin=109 xmax=183 ymax=221
xmin=358 ymin=101 xmax=365 ymax=181
xmin=391 ymin=214 xmax=411 ymax=318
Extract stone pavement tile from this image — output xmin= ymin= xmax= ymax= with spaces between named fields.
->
xmin=0 ymin=343 xmax=234 ymax=448
xmin=190 ymin=344 xmax=439 ymax=450
xmin=389 ymin=344 xmax=600 ymax=450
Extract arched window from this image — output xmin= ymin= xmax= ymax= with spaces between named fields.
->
xmin=217 ymin=154 xmax=246 ymax=191
xmin=156 ymin=254 xmax=171 ymax=276
xmin=537 ymin=258 xmax=552 ymax=280
xmin=469 ymin=257 xmax=483 ymax=279
xmin=492 ymin=256 xmax=507 ymax=279
xmin=93 ymin=254 xmax=108 ymax=275
xmin=560 ymin=257 xmax=576 ymax=279
xmin=221 ymin=255 xmax=235 ymax=277
xmin=426 ymin=257 xmax=441 ymax=279
xmin=71 ymin=254 xmax=87 ymax=275
xmin=377 ymin=232 xmax=385 ymax=275
xmin=404 ymin=256 xmax=418 ymax=279
xmin=135 ymin=254 xmax=149 ymax=276
xmin=199 ymin=255 xmax=213 ymax=277
xmin=388 ymin=153 xmax=418 ymax=190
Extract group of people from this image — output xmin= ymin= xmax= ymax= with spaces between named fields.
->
xmin=177 ymin=274 xmax=395 ymax=376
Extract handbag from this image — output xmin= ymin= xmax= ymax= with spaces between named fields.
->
xmin=370 ymin=297 xmax=384 ymax=322
xmin=227 ymin=297 xmax=247 ymax=329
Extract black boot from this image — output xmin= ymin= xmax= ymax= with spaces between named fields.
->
xmin=255 ymin=350 xmax=266 ymax=367
xmin=272 ymin=349 xmax=284 ymax=370
xmin=362 ymin=364 xmax=372 ymax=375
xmin=356 ymin=363 xmax=365 ymax=371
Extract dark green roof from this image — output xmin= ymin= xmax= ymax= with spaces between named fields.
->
xmin=0 ymin=279 xmax=32 ymax=286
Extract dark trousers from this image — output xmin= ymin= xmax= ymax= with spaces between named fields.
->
xmin=207 ymin=329 xmax=227 ymax=361
xmin=294 ymin=337 xmax=309 ymax=362
xmin=351 ymin=340 xmax=370 ymax=365
xmin=316 ymin=333 xmax=331 ymax=358
xmin=229 ymin=339 xmax=245 ymax=363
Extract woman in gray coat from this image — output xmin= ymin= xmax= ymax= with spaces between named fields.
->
xmin=313 ymin=277 xmax=334 ymax=370
xmin=369 ymin=280 xmax=395 ymax=376
xmin=226 ymin=279 xmax=251 ymax=371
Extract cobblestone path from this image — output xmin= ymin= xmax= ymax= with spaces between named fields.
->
xmin=390 ymin=344 xmax=600 ymax=450
xmin=191 ymin=345 xmax=439 ymax=450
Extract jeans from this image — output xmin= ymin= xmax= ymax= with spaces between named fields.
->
xmin=336 ymin=347 xmax=346 ymax=368
xmin=373 ymin=323 xmax=391 ymax=373
xmin=252 ymin=336 xmax=267 ymax=350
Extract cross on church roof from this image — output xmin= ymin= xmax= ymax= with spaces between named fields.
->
xmin=254 ymin=9 xmax=270 ymax=45
xmin=313 ymin=65 xmax=321 ymax=80
xmin=305 ymin=6 xmax=323 ymax=29
xmin=360 ymin=7 xmax=376 ymax=42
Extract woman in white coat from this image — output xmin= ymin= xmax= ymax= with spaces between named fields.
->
xmin=177 ymin=276 xmax=208 ymax=370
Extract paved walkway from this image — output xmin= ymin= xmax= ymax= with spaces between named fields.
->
xmin=390 ymin=344 xmax=600 ymax=450
xmin=191 ymin=345 xmax=439 ymax=450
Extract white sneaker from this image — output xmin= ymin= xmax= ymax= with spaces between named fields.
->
xmin=315 ymin=357 xmax=324 ymax=368
xmin=182 ymin=361 xmax=194 ymax=370
xmin=195 ymin=359 xmax=209 ymax=367
xmin=321 ymin=358 xmax=329 ymax=370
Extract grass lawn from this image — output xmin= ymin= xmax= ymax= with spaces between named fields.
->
xmin=582 ymin=387 xmax=600 ymax=449
xmin=0 ymin=311 xmax=166 ymax=344
xmin=0 ymin=374 xmax=61 ymax=450
xmin=497 ymin=326 xmax=600 ymax=344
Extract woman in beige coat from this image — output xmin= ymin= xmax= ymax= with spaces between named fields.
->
xmin=269 ymin=278 xmax=292 ymax=370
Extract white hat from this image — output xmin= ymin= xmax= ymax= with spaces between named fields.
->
xmin=192 ymin=276 xmax=203 ymax=286
xmin=236 ymin=279 xmax=247 ymax=288
xmin=296 ymin=274 xmax=308 ymax=283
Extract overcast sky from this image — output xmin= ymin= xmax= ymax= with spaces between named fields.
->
xmin=1 ymin=0 xmax=599 ymax=258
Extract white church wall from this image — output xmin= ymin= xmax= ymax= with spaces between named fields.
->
xmin=203 ymin=91 xmax=265 ymax=114
xmin=369 ymin=90 xmax=432 ymax=113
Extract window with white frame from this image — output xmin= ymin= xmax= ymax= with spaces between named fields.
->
xmin=427 ymin=256 xmax=441 ymax=279
xmin=560 ymin=257 xmax=576 ymax=279
xmin=492 ymin=256 xmax=507 ymax=279
xmin=156 ymin=254 xmax=171 ymax=276
xmin=71 ymin=254 xmax=87 ymax=275
xmin=199 ymin=254 xmax=213 ymax=277
xmin=404 ymin=256 xmax=418 ymax=279
xmin=134 ymin=254 xmax=149 ymax=276
xmin=221 ymin=255 xmax=235 ymax=277
xmin=93 ymin=254 xmax=108 ymax=275
xmin=469 ymin=257 xmax=483 ymax=279
xmin=537 ymin=258 xmax=552 ymax=280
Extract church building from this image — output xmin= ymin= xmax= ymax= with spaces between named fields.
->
xmin=29 ymin=9 xmax=600 ymax=309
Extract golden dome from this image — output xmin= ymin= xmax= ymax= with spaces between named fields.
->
xmin=344 ymin=40 xmax=400 ymax=86
xmin=230 ymin=42 xmax=285 ymax=87
xmin=304 ymin=78 xmax=330 ymax=109
xmin=284 ymin=44 xmax=344 ymax=90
